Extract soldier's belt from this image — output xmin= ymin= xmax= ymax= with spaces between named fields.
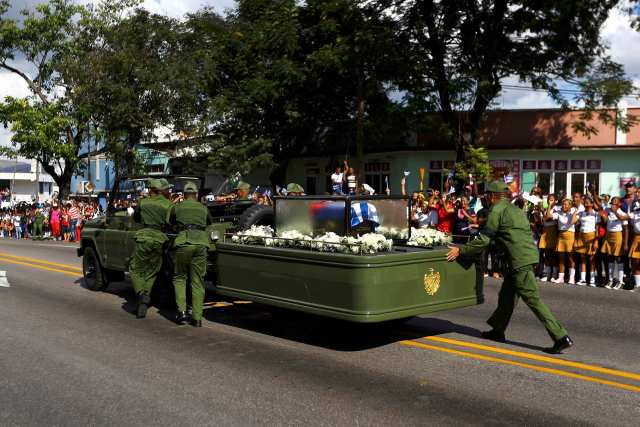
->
xmin=182 ymin=224 xmax=206 ymax=231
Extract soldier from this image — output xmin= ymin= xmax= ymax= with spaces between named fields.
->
xmin=166 ymin=182 xmax=212 ymax=327
xmin=285 ymin=183 xmax=305 ymax=196
xmin=130 ymin=178 xmax=172 ymax=319
xmin=235 ymin=181 xmax=251 ymax=199
xmin=32 ymin=208 xmax=44 ymax=240
xmin=446 ymin=181 xmax=573 ymax=354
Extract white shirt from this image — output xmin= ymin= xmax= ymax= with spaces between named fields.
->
xmin=331 ymin=173 xmax=343 ymax=185
xmin=571 ymin=204 xmax=585 ymax=214
xmin=604 ymin=207 xmax=628 ymax=232
xmin=628 ymin=211 xmax=640 ymax=234
xmin=577 ymin=210 xmax=599 ymax=233
xmin=554 ymin=211 xmax=575 ymax=232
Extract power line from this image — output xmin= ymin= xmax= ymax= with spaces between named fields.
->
xmin=501 ymin=84 xmax=640 ymax=99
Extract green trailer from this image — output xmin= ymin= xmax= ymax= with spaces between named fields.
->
xmin=214 ymin=242 xmax=482 ymax=323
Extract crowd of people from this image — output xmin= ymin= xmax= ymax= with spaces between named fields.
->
xmin=0 ymin=199 xmax=102 ymax=242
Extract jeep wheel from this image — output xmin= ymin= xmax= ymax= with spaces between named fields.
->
xmin=238 ymin=204 xmax=275 ymax=230
xmin=83 ymin=247 xmax=108 ymax=291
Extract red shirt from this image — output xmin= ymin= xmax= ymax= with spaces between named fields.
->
xmin=436 ymin=202 xmax=455 ymax=233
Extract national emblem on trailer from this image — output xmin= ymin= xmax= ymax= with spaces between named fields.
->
xmin=423 ymin=268 xmax=441 ymax=296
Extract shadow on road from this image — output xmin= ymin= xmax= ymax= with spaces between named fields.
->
xmin=77 ymin=277 xmax=545 ymax=353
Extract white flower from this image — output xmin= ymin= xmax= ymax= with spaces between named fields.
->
xmin=406 ymin=227 xmax=451 ymax=247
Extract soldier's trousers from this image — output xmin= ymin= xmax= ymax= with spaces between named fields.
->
xmin=488 ymin=264 xmax=568 ymax=341
xmin=173 ymin=244 xmax=207 ymax=321
xmin=130 ymin=240 xmax=164 ymax=296
xmin=33 ymin=223 xmax=43 ymax=238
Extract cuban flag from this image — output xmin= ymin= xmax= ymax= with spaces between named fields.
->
xmin=351 ymin=202 xmax=380 ymax=227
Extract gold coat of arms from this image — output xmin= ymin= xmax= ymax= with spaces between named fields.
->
xmin=423 ymin=268 xmax=441 ymax=295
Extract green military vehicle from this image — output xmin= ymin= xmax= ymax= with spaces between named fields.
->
xmin=79 ymin=181 xmax=483 ymax=323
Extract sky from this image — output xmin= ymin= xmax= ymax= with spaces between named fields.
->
xmin=1 ymin=0 xmax=640 ymax=138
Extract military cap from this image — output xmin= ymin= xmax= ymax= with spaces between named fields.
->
xmin=286 ymin=183 xmax=305 ymax=193
xmin=235 ymin=181 xmax=251 ymax=191
xmin=183 ymin=182 xmax=199 ymax=193
xmin=157 ymin=178 xmax=172 ymax=190
xmin=148 ymin=178 xmax=162 ymax=189
xmin=485 ymin=180 xmax=510 ymax=193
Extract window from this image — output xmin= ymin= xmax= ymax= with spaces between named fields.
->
xmin=364 ymin=161 xmax=390 ymax=194
xmin=428 ymin=172 xmax=443 ymax=192
xmin=586 ymin=173 xmax=599 ymax=195
xmin=569 ymin=172 xmax=585 ymax=195
xmin=554 ymin=172 xmax=567 ymax=196
xmin=38 ymin=182 xmax=52 ymax=194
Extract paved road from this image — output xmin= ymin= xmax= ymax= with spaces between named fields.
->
xmin=0 ymin=239 xmax=638 ymax=426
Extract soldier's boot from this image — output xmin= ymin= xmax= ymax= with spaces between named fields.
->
xmin=481 ymin=329 xmax=506 ymax=343
xmin=175 ymin=311 xmax=189 ymax=325
xmin=190 ymin=318 xmax=202 ymax=328
xmin=136 ymin=292 xmax=151 ymax=319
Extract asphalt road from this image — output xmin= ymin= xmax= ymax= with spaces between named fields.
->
xmin=0 ymin=239 xmax=638 ymax=426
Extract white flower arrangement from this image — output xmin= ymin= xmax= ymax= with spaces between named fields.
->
xmin=406 ymin=227 xmax=452 ymax=248
xmin=231 ymin=225 xmax=276 ymax=246
xmin=376 ymin=226 xmax=409 ymax=240
xmin=230 ymin=227 xmax=393 ymax=254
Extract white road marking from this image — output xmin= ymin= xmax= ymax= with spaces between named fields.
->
xmin=0 ymin=271 xmax=10 ymax=288
xmin=33 ymin=244 xmax=79 ymax=250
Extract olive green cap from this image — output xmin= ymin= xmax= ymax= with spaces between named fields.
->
xmin=485 ymin=180 xmax=510 ymax=193
xmin=148 ymin=178 xmax=162 ymax=189
xmin=286 ymin=183 xmax=305 ymax=193
xmin=183 ymin=182 xmax=199 ymax=193
xmin=157 ymin=178 xmax=172 ymax=190
xmin=235 ymin=181 xmax=251 ymax=191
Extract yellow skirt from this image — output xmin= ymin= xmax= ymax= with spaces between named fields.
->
xmin=601 ymin=231 xmax=623 ymax=257
xmin=539 ymin=225 xmax=558 ymax=249
xmin=629 ymin=234 xmax=640 ymax=260
xmin=556 ymin=231 xmax=575 ymax=253
xmin=574 ymin=231 xmax=597 ymax=255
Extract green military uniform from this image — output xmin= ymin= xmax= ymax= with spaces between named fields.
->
xmin=459 ymin=184 xmax=568 ymax=342
xmin=166 ymin=182 xmax=211 ymax=323
xmin=33 ymin=210 xmax=44 ymax=239
xmin=130 ymin=179 xmax=172 ymax=316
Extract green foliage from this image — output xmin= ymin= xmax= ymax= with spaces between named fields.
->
xmin=453 ymin=146 xmax=492 ymax=183
xmin=395 ymin=0 xmax=636 ymax=161
xmin=0 ymin=0 xmax=90 ymax=199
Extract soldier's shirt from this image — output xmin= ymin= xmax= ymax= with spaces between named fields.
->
xmin=460 ymin=198 xmax=538 ymax=270
xmin=134 ymin=194 xmax=172 ymax=243
xmin=167 ymin=199 xmax=212 ymax=247
xmin=136 ymin=194 xmax=172 ymax=226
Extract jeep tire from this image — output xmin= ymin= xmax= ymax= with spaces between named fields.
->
xmin=238 ymin=204 xmax=275 ymax=230
xmin=82 ymin=246 xmax=108 ymax=291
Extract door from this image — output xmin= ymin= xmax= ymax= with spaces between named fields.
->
xmin=102 ymin=211 xmax=130 ymax=271
xmin=569 ymin=172 xmax=586 ymax=196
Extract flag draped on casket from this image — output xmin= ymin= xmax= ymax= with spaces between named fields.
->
xmin=350 ymin=202 xmax=380 ymax=227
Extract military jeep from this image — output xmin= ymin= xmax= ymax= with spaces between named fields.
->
xmin=77 ymin=175 xmax=273 ymax=296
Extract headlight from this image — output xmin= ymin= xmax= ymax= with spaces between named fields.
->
xmin=210 ymin=230 xmax=220 ymax=241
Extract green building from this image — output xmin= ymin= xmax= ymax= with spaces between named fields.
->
xmin=286 ymin=107 xmax=640 ymax=197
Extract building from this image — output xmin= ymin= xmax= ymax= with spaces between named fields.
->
xmin=286 ymin=107 xmax=640 ymax=197
xmin=0 ymin=157 xmax=58 ymax=205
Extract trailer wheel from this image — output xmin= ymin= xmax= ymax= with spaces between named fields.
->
xmin=83 ymin=247 xmax=108 ymax=291
xmin=238 ymin=204 xmax=274 ymax=230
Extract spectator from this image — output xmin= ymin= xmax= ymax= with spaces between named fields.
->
xmin=453 ymin=195 xmax=477 ymax=242
xmin=552 ymin=199 xmax=578 ymax=284
xmin=538 ymin=195 xmax=559 ymax=281
xmin=574 ymin=197 xmax=599 ymax=286
xmin=600 ymin=196 xmax=628 ymax=289
xmin=331 ymin=163 xmax=346 ymax=195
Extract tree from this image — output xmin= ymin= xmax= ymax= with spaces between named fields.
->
xmin=392 ymin=0 xmax=637 ymax=162
xmin=0 ymin=0 xmax=89 ymax=201
xmin=71 ymin=4 xmax=184 ymax=192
